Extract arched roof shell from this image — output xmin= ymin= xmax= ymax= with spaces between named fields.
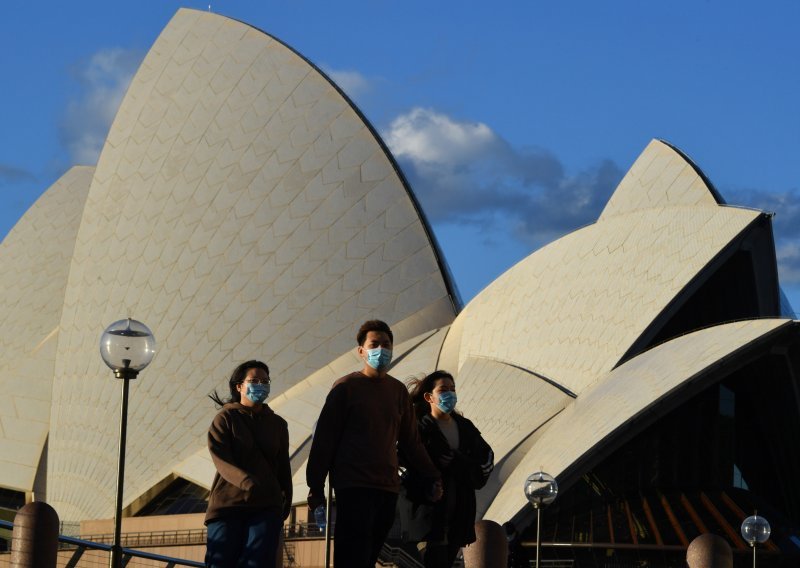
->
xmin=1 ymin=7 xmax=789 ymax=534
xmin=0 ymin=166 xmax=93 ymax=493
xmin=484 ymin=318 xmax=794 ymax=523
xmin=600 ymin=139 xmax=724 ymax=219
xmin=443 ymin=204 xmax=761 ymax=396
xmin=47 ymin=8 xmax=457 ymax=520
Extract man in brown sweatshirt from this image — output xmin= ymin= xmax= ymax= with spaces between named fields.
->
xmin=307 ymin=320 xmax=442 ymax=567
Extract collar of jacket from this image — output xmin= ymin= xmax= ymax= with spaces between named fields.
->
xmin=223 ymin=401 xmax=274 ymax=416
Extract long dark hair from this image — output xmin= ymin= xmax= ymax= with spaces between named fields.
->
xmin=209 ymin=360 xmax=269 ymax=407
xmin=408 ymin=370 xmax=455 ymax=419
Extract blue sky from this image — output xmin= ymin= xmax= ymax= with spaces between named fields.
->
xmin=1 ymin=1 xmax=799 ymax=311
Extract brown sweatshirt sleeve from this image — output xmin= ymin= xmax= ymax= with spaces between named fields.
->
xmin=397 ymin=390 xmax=440 ymax=481
xmin=306 ymin=382 xmax=347 ymax=495
xmin=208 ymin=411 xmax=256 ymax=492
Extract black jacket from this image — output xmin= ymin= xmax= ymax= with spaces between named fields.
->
xmin=406 ymin=413 xmax=494 ymax=546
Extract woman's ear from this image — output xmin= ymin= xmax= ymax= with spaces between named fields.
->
xmin=423 ymin=392 xmax=432 ymax=403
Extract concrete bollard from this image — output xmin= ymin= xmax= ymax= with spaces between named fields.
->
xmin=10 ymin=502 xmax=59 ymax=568
xmin=463 ymin=519 xmax=508 ymax=568
xmin=686 ymin=533 xmax=733 ymax=568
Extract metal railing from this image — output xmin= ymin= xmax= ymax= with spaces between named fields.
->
xmin=78 ymin=529 xmax=206 ymax=548
xmin=0 ymin=520 xmax=204 ymax=568
xmin=282 ymin=521 xmax=328 ymax=540
xmin=378 ymin=543 xmax=424 ymax=568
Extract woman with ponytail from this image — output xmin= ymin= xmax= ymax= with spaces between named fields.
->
xmin=205 ymin=360 xmax=292 ymax=567
xmin=406 ymin=371 xmax=494 ymax=568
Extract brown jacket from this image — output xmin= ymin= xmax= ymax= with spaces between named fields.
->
xmin=205 ymin=402 xmax=292 ymax=525
xmin=306 ymin=372 xmax=439 ymax=500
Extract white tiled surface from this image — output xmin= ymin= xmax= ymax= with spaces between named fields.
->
xmin=0 ymin=167 xmax=93 ymax=492
xmin=44 ymin=8 xmax=455 ymax=520
xmin=444 ymin=205 xmax=759 ymax=397
xmin=454 ymin=357 xmax=573 ymax=466
xmin=484 ymin=319 xmax=791 ymax=523
xmin=600 ymin=139 xmax=720 ymax=219
xmin=429 ymin=138 xmax=782 ymax=524
xmin=1 ymin=11 xmax=786 ymax=531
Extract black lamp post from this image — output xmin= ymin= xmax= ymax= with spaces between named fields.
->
xmin=524 ymin=471 xmax=558 ymax=568
xmin=99 ymin=318 xmax=155 ymax=568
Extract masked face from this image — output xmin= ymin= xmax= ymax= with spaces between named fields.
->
xmin=237 ymin=367 xmax=270 ymax=405
xmin=427 ymin=376 xmax=457 ymax=414
xmin=365 ymin=347 xmax=393 ymax=370
xmin=358 ymin=330 xmax=393 ymax=372
xmin=245 ymin=382 xmax=270 ymax=403
xmin=436 ymin=391 xmax=457 ymax=414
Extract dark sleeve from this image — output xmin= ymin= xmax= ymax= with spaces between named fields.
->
xmin=278 ymin=419 xmax=293 ymax=504
xmin=397 ymin=390 xmax=440 ymax=481
xmin=208 ymin=412 xmax=256 ymax=492
xmin=459 ymin=418 xmax=494 ymax=490
xmin=306 ymin=383 xmax=348 ymax=493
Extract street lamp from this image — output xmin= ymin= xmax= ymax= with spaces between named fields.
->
xmin=524 ymin=471 xmax=558 ymax=568
xmin=741 ymin=512 xmax=771 ymax=568
xmin=100 ymin=318 xmax=156 ymax=568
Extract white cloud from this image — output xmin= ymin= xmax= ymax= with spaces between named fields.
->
xmin=386 ymin=108 xmax=800 ymax=288
xmin=382 ymin=107 xmax=621 ymax=248
xmin=385 ymin=108 xmax=497 ymax=165
xmin=60 ymin=48 xmax=143 ymax=165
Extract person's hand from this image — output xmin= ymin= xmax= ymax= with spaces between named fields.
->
xmin=245 ymin=482 xmax=265 ymax=503
xmin=428 ymin=479 xmax=443 ymax=502
xmin=307 ymin=487 xmax=325 ymax=511
xmin=282 ymin=492 xmax=291 ymax=520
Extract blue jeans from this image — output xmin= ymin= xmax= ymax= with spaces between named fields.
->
xmin=206 ymin=510 xmax=283 ymax=568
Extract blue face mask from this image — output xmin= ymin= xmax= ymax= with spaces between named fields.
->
xmin=436 ymin=391 xmax=457 ymax=414
xmin=245 ymin=383 xmax=269 ymax=404
xmin=365 ymin=347 xmax=392 ymax=370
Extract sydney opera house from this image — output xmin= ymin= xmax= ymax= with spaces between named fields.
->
xmin=2 ymin=7 xmax=800 ymax=567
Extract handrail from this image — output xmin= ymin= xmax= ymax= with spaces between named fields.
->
xmin=283 ymin=521 xmax=328 ymax=540
xmin=378 ymin=542 xmax=424 ymax=568
xmin=0 ymin=519 xmax=204 ymax=567
xmin=77 ymin=528 xmax=206 ymax=547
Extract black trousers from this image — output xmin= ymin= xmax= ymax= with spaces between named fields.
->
xmin=334 ymin=487 xmax=398 ymax=568
xmin=424 ymin=541 xmax=461 ymax=568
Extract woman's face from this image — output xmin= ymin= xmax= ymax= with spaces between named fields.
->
xmin=236 ymin=367 xmax=270 ymax=404
xmin=425 ymin=376 xmax=455 ymax=409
